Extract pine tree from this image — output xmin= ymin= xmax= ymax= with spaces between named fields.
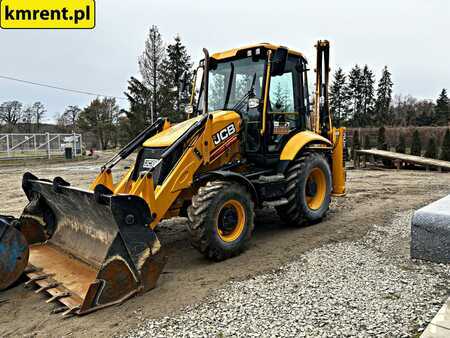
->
xmin=273 ymin=83 xmax=288 ymax=111
xmin=344 ymin=134 xmax=351 ymax=161
xmin=159 ymin=35 xmax=193 ymax=122
xmin=396 ymin=133 xmax=406 ymax=154
xmin=375 ymin=66 xmax=393 ymax=125
xmin=440 ymin=129 xmax=450 ymax=161
xmin=124 ymin=76 xmax=152 ymax=137
xmin=139 ymin=25 xmax=165 ymax=122
xmin=352 ymin=130 xmax=361 ymax=160
xmin=424 ymin=137 xmax=437 ymax=159
xmin=364 ymin=134 xmax=371 ymax=149
xmin=329 ymin=68 xmax=349 ymax=126
xmin=434 ymin=89 xmax=449 ymax=126
xmin=410 ymin=130 xmax=422 ymax=156
xmin=361 ymin=65 xmax=375 ymax=126
xmin=377 ymin=126 xmax=387 ymax=150
xmin=347 ymin=65 xmax=364 ymax=127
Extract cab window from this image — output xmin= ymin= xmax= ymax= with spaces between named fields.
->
xmin=267 ymin=56 xmax=302 ymax=152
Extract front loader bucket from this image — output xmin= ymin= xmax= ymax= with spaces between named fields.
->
xmin=18 ymin=172 xmax=166 ymax=316
xmin=0 ymin=216 xmax=29 ymax=290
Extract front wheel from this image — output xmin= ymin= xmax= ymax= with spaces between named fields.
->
xmin=277 ymin=153 xmax=332 ymax=226
xmin=187 ymin=181 xmax=255 ymax=261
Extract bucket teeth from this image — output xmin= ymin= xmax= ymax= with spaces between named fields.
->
xmin=46 ymin=291 xmax=71 ymax=303
xmin=24 ymin=266 xmax=41 ymax=274
xmin=24 ymin=273 xmax=54 ymax=287
xmin=51 ymin=306 xmax=69 ymax=315
xmin=35 ymin=282 xmax=61 ymax=294
xmin=62 ymin=305 xmax=80 ymax=317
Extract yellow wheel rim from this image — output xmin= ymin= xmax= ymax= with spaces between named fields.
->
xmin=305 ymin=168 xmax=327 ymax=210
xmin=216 ymin=199 xmax=246 ymax=242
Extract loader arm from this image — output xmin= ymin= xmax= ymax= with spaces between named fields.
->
xmin=90 ymin=117 xmax=169 ymax=191
xmin=120 ymin=114 xmax=211 ymax=228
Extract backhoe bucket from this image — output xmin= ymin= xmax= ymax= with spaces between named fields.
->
xmin=18 ymin=172 xmax=166 ymax=315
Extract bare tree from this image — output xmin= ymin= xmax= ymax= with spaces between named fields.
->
xmin=139 ymin=25 xmax=165 ymax=123
xmin=59 ymin=105 xmax=81 ymax=131
xmin=77 ymin=98 xmax=119 ymax=150
xmin=22 ymin=105 xmax=34 ymax=133
xmin=0 ymin=101 xmax=23 ymax=132
xmin=31 ymin=102 xmax=46 ymax=131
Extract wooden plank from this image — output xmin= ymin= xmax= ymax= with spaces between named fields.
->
xmin=355 ymin=149 xmax=450 ymax=170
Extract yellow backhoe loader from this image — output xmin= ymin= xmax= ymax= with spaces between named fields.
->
xmin=0 ymin=40 xmax=345 ymax=316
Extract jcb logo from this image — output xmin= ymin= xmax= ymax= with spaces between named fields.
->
xmin=212 ymin=123 xmax=236 ymax=146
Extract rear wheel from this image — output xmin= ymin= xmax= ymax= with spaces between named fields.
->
xmin=187 ymin=181 xmax=255 ymax=261
xmin=277 ymin=153 xmax=332 ymax=226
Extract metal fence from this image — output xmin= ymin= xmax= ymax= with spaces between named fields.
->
xmin=0 ymin=133 xmax=83 ymax=159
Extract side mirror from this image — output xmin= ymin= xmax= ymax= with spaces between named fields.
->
xmin=271 ymin=46 xmax=289 ymax=76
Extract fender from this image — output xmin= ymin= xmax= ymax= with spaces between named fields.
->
xmin=194 ymin=170 xmax=259 ymax=206
xmin=279 ymin=130 xmax=332 ymax=161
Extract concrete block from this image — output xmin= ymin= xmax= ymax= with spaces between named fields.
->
xmin=411 ymin=194 xmax=450 ymax=264
xmin=422 ymin=297 xmax=450 ymax=338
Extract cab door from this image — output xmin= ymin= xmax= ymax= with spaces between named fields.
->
xmin=264 ymin=56 xmax=309 ymax=154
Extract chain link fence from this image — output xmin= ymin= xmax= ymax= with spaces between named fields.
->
xmin=0 ymin=133 xmax=82 ymax=160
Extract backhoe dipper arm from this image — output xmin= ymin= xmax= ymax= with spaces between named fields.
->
xmin=313 ymin=40 xmax=332 ymax=139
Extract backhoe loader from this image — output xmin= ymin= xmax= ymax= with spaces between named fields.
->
xmin=0 ymin=40 xmax=345 ymax=316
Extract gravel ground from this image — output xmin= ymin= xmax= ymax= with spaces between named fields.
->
xmin=124 ymin=211 xmax=450 ymax=338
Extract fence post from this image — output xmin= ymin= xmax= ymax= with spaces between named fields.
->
xmin=6 ymin=135 xmax=10 ymax=158
xmin=47 ymin=133 xmax=51 ymax=159
xmin=79 ymin=134 xmax=83 ymax=156
xmin=73 ymin=132 xmax=76 ymax=158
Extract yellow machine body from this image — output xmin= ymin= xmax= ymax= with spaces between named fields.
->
xmin=280 ymin=131 xmax=332 ymax=161
xmin=92 ymin=110 xmax=243 ymax=228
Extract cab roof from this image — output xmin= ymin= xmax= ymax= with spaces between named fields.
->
xmin=210 ymin=43 xmax=304 ymax=60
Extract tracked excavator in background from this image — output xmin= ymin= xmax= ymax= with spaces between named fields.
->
xmin=0 ymin=40 xmax=345 ymax=316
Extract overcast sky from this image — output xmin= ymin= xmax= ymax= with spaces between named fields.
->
xmin=0 ymin=0 xmax=448 ymax=122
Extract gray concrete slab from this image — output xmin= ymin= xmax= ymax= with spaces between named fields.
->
xmin=411 ymin=194 xmax=450 ymax=264
xmin=421 ymin=323 xmax=450 ymax=338
xmin=422 ymin=297 xmax=450 ymax=337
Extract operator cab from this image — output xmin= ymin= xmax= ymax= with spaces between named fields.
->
xmin=190 ymin=43 xmax=311 ymax=167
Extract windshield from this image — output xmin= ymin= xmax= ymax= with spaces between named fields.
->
xmin=197 ymin=57 xmax=266 ymax=112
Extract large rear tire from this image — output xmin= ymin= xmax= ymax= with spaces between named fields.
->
xmin=277 ymin=153 xmax=332 ymax=226
xmin=187 ymin=181 xmax=255 ymax=261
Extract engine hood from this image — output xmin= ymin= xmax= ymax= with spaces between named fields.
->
xmin=142 ymin=111 xmax=237 ymax=148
